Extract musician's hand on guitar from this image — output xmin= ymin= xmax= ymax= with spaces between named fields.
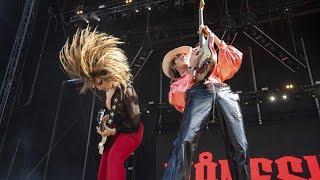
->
xmin=96 ymin=126 xmax=116 ymax=137
xmin=198 ymin=25 xmax=212 ymax=38
xmin=101 ymin=115 xmax=109 ymax=123
xmin=199 ymin=25 xmax=224 ymax=48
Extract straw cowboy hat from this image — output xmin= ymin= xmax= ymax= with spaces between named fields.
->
xmin=162 ymin=46 xmax=192 ymax=78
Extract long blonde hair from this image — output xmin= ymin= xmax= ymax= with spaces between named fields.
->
xmin=59 ymin=26 xmax=132 ymax=93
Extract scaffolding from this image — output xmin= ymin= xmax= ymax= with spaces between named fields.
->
xmin=0 ymin=0 xmax=39 ymax=125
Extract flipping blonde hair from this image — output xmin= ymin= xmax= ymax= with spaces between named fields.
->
xmin=59 ymin=26 xmax=132 ymax=93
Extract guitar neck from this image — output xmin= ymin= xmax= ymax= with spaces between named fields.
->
xmin=199 ymin=8 xmax=205 ymax=47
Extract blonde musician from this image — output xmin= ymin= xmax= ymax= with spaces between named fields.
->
xmin=59 ymin=27 xmax=144 ymax=180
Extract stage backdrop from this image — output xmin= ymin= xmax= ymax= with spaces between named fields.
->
xmin=155 ymin=120 xmax=320 ymax=180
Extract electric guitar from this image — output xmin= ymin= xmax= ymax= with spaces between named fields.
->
xmin=194 ymin=0 xmax=217 ymax=81
xmin=97 ymin=89 xmax=119 ymax=155
xmin=97 ymin=109 xmax=113 ymax=155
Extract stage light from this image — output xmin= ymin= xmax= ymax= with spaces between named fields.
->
xmin=79 ymin=15 xmax=89 ymax=23
xmin=98 ymin=4 xmax=106 ymax=9
xmin=134 ymin=9 xmax=139 ymax=13
xmin=90 ymin=12 xmax=101 ymax=21
xmin=76 ymin=10 xmax=83 ymax=15
xmin=285 ymin=84 xmax=294 ymax=89
xmin=146 ymin=6 xmax=152 ymax=10
xmin=76 ymin=5 xmax=84 ymax=15
xmin=282 ymin=94 xmax=287 ymax=100
xmin=269 ymin=95 xmax=276 ymax=102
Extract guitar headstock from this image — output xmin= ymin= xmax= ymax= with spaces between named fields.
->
xmin=199 ymin=0 xmax=205 ymax=9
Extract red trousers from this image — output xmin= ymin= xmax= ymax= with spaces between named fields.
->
xmin=97 ymin=123 xmax=144 ymax=180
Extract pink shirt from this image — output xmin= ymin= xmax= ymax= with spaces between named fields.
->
xmin=168 ymin=35 xmax=243 ymax=112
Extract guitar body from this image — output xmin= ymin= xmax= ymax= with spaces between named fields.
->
xmin=194 ymin=0 xmax=217 ymax=81
xmin=199 ymin=40 xmax=217 ymax=67
xmin=96 ymin=89 xmax=119 ymax=155
xmin=97 ymin=109 xmax=113 ymax=155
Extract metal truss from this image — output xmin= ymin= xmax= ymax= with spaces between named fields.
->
xmin=131 ymin=47 xmax=153 ymax=81
xmin=69 ymin=0 xmax=169 ymax=23
xmin=236 ymin=84 xmax=320 ymax=105
xmin=0 ymin=0 xmax=39 ymax=124
xmin=243 ymin=25 xmax=306 ymax=72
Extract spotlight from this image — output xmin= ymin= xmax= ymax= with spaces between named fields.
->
xmin=90 ymin=12 xmax=101 ymax=21
xmin=282 ymin=94 xmax=288 ymax=100
xmin=76 ymin=5 xmax=84 ymax=15
xmin=285 ymin=84 xmax=294 ymax=89
xmin=146 ymin=6 xmax=152 ymax=10
xmin=98 ymin=4 xmax=106 ymax=9
xmin=79 ymin=14 xmax=89 ymax=23
xmin=76 ymin=10 xmax=83 ymax=15
xmin=269 ymin=95 xmax=276 ymax=102
xmin=134 ymin=9 xmax=139 ymax=13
